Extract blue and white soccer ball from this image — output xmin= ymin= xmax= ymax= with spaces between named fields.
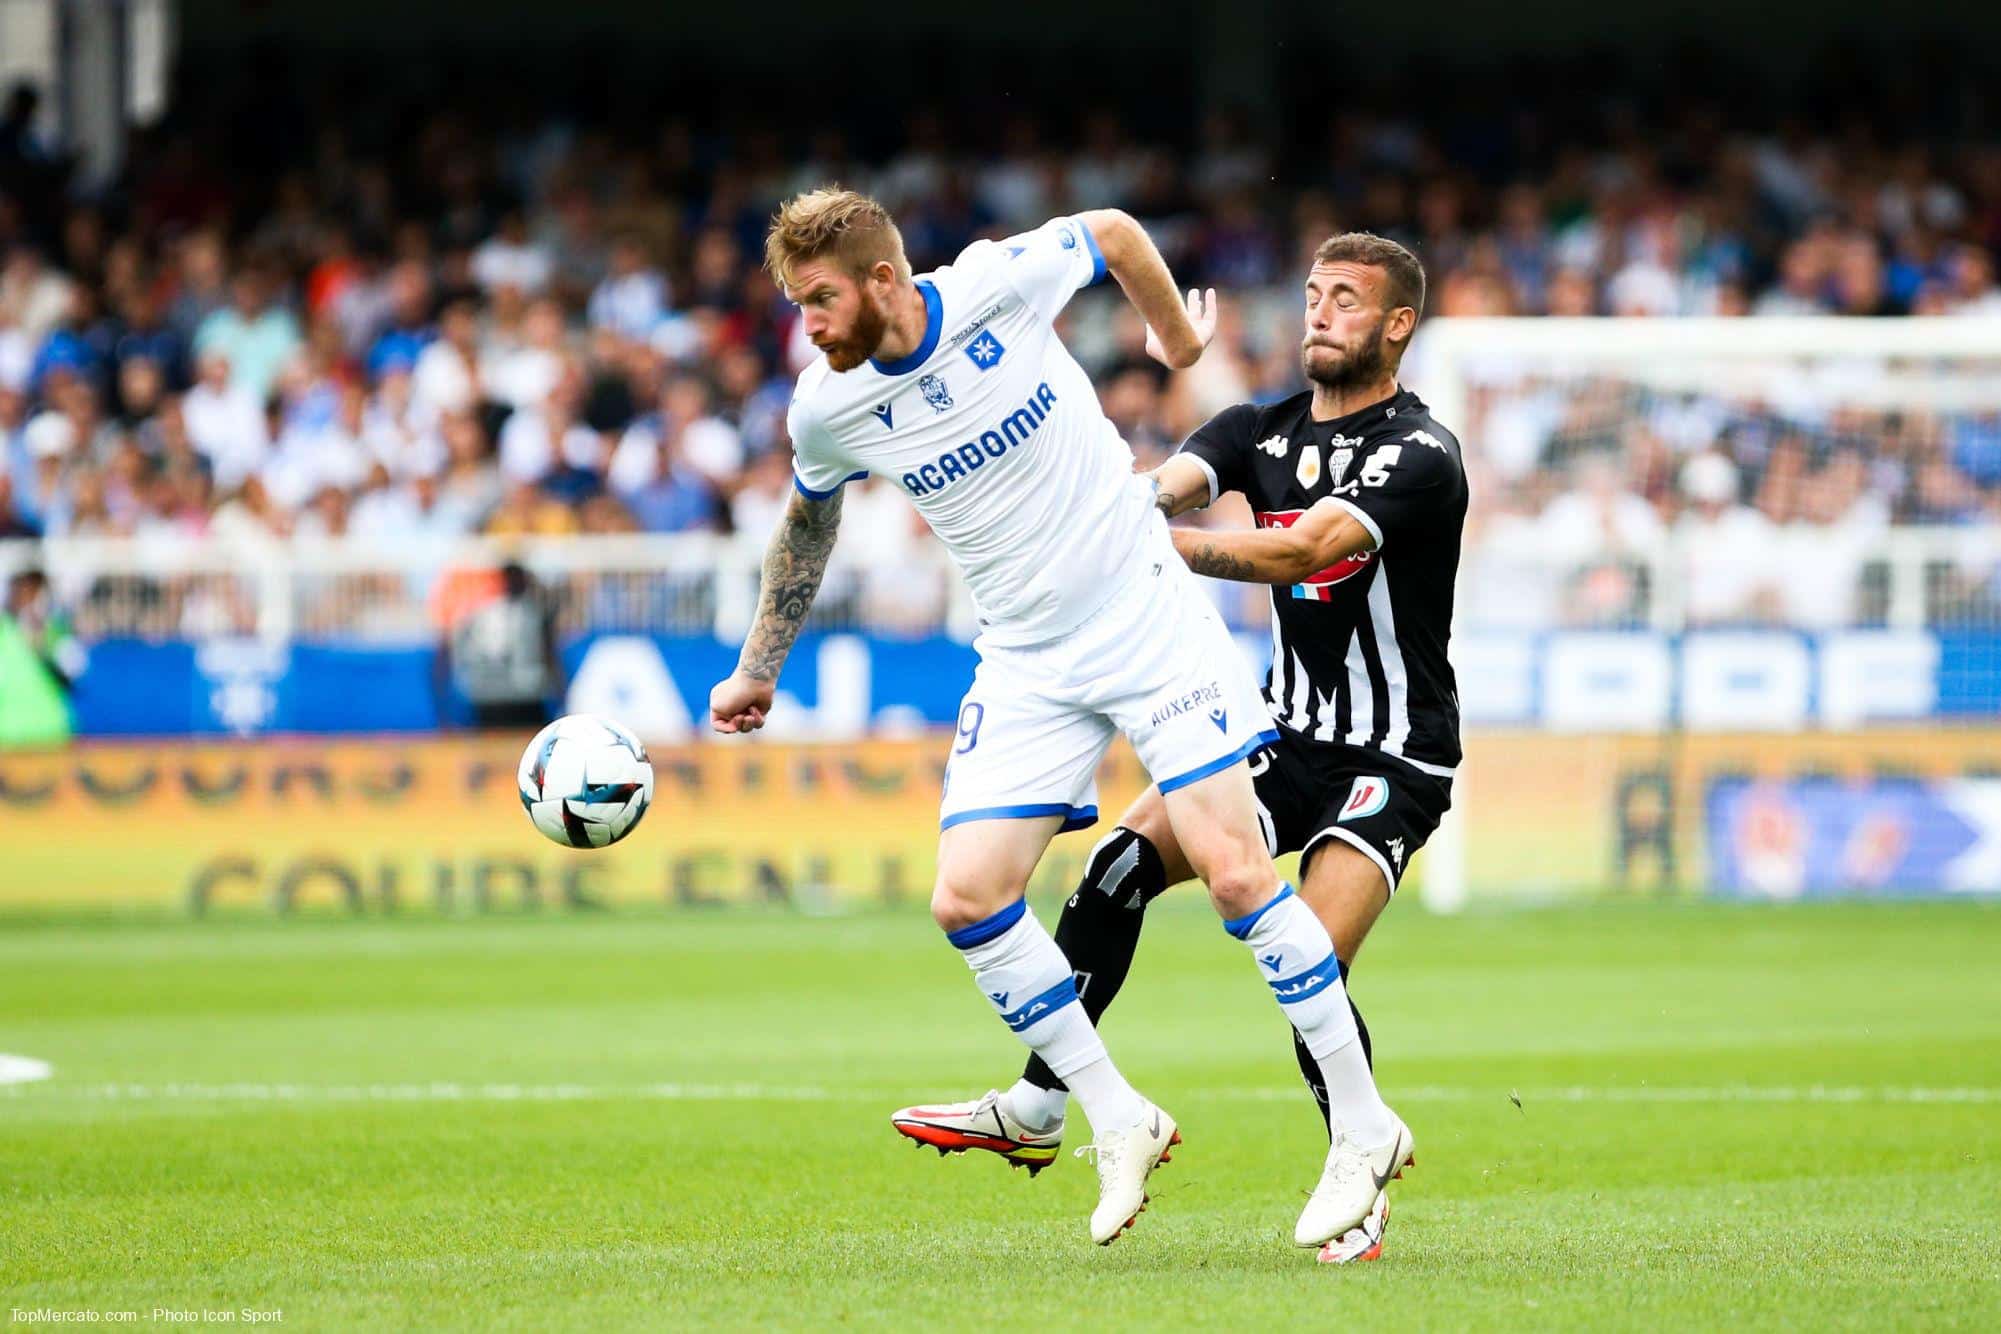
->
xmin=517 ymin=714 xmax=655 ymax=849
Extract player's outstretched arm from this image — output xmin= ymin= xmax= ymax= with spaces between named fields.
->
xmin=709 ymin=488 xmax=844 ymax=733
xmin=1077 ymin=210 xmax=1215 ymax=370
xmin=1169 ymin=498 xmax=1373 ymax=584
xmin=1146 ymin=454 xmax=1215 ymax=519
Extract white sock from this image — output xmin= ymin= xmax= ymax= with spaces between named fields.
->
xmin=1003 ymin=1077 xmax=1069 ymax=1132
xmin=1225 ymin=883 xmax=1394 ymax=1142
xmin=948 ymin=900 xmax=1145 ymax=1133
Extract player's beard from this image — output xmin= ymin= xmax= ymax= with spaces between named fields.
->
xmin=820 ymin=290 xmax=890 ymax=372
xmin=1301 ymin=317 xmax=1389 ymax=391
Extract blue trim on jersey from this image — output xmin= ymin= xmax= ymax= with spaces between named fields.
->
xmin=792 ymin=470 xmax=869 ymax=501
xmin=940 ymin=802 xmax=1098 ymax=834
xmin=1222 ymin=882 xmax=1295 ymax=940
xmin=997 ymin=976 xmax=1080 ymax=1032
xmin=1077 ymin=218 xmax=1108 ymax=285
xmin=1270 ymin=951 xmax=1343 ymax=1005
xmin=1156 ymin=728 xmax=1280 ymax=795
xmin=945 ymin=896 xmax=1027 ymax=950
xmin=869 ymin=280 xmax=943 ymax=376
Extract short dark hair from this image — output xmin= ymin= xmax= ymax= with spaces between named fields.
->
xmin=1313 ymin=233 xmax=1426 ymax=321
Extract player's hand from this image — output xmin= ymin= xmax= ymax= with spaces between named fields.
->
xmin=709 ymin=673 xmax=775 ymax=734
xmin=1145 ymin=288 xmax=1219 ymax=369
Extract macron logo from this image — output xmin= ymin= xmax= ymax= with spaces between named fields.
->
xmin=1260 ymin=952 xmax=1284 ymax=974
xmin=871 ymin=402 xmax=894 ymax=431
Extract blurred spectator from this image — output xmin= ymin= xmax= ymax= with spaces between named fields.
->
xmin=443 ymin=561 xmax=560 ymax=730
xmin=1675 ymin=452 xmax=1781 ymax=625
xmin=0 ymin=567 xmax=84 ymax=748
xmin=193 ymin=261 xmax=302 ymax=402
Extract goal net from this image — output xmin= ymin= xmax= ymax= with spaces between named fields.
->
xmin=1411 ymin=318 xmax=2001 ymax=907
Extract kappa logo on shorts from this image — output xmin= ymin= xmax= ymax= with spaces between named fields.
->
xmin=1388 ymin=837 xmax=1406 ymax=871
xmin=1337 ymin=775 xmax=1390 ymax=822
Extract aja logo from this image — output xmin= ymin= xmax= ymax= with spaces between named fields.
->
xmin=964 ymin=330 xmax=1006 ymax=371
xmin=919 ymin=373 xmax=953 ymax=412
xmin=1337 ymin=775 xmax=1390 ymax=822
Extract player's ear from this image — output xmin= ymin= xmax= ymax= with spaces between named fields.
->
xmin=1386 ymin=306 xmax=1418 ymax=348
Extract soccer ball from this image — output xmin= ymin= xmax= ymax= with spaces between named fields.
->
xmin=517 ymin=714 xmax=655 ymax=849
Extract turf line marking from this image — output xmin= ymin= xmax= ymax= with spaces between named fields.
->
xmin=1195 ymin=1084 xmax=2001 ymax=1105
xmin=2 ymin=1081 xmax=1997 ymax=1105
xmin=0 ymin=1053 xmax=52 ymax=1085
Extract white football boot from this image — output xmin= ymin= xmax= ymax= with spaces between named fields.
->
xmin=1294 ymin=1112 xmax=1414 ymax=1247
xmin=1315 ymin=1190 xmax=1390 ymax=1265
xmin=1076 ymin=1101 xmax=1180 ymax=1245
xmin=889 ymin=1089 xmax=1063 ymax=1175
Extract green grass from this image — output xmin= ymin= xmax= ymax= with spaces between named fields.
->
xmin=3 ymin=898 xmax=1999 ymax=1330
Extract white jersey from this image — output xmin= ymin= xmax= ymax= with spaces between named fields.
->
xmin=787 ymin=217 xmax=1157 ymax=647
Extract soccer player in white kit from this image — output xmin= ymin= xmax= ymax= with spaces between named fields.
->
xmin=710 ymin=190 xmax=1409 ymax=1247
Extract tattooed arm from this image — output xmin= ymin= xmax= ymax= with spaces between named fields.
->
xmin=709 ymin=487 xmax=844 ymax=733
xmin=1169 ymin=496 xmax=1376 ymax=585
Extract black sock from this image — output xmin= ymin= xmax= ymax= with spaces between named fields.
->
xmin=1292 ymin=963 xmax=1371 ymax=1139
xmin=1022 ymin=828 xmax=1169 ymax=1093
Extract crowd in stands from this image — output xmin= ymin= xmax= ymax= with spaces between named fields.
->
xmin=2 ymin=61 xmax=1999 ymax=634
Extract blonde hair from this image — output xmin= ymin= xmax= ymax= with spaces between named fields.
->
xmin=763 ymin=187 xmax=910 ymax=289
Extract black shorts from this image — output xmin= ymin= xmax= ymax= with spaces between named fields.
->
xmin=1247 ymin=731 xmax=1454 ymax=896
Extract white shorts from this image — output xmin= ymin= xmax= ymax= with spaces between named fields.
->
xmin=940 ymin=528 xmax=1277 ymax=832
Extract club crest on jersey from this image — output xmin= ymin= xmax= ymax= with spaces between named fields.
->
xmin=1296 ymin=446 xmax=1321 ymax=489
xmin=870 ymin=402 xmax=894 ymax=431
xmin=1337 ymin=776 xmax=1389 ymax=823
xmin=919 ymin=373 xmax=954 ymax=413
xmin=1330 ymin=447 xmax=1354 ymax=483
xmin=964 ymin=330 xmax=1006 ymax=371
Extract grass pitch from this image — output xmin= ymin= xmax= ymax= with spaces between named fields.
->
xmin=3 ymin=897 xmax=1998 ymax=1330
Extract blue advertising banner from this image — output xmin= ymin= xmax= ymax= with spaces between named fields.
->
xmin=62 ymin=628 xmax=2001 ymax=739
xmin=1706 ymin=777 xmax=2001 ymax=899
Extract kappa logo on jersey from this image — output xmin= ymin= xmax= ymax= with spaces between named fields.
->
xmin=1256 ymin=433 xmax=1289 ymax=458
xmin=1403 ymin=429 xmax=1448 ymax=451
xmin=899 ymin=381 xmax=1059 ymax=497
xmin=919 ymin=373 xmax=954 ymax=413
xmin=1256 ymin=509 xmax=1374 ymax=600
xmin=870 ymin=402 xmax=894 ymax=431
xmin=964 ymin=330 xmax=1006 ymax=371
xmin=1337 ymin=775 xmax=1390 ymax=822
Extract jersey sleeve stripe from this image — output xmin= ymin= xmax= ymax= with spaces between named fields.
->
xmin=1184 ymin=453 xmax=1221 ymax=508
xmin=1326 ymin=496 xmax=1384 ymax=550
xmin=792 ymin=470 xmax=869 ymax=501
xmin=1075 ymin=217 xmax=1108 ymax=286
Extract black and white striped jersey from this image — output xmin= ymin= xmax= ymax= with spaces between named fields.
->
xmin=1177 ymin=386 xmax=1467 ymax=777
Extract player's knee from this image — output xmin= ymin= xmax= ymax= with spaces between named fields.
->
xmin=1200 ymin=854 xmax=1282 ymax=921
xmin=929 ymin=872 xmax=1021 ymax=934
